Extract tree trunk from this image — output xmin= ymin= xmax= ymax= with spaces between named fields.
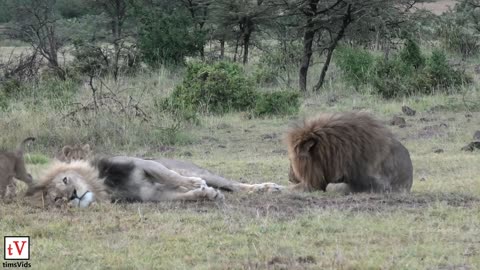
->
xmin=233 ymin=36 xmax=239 ymax=62
xmin=112 ymin=5 xmax=120 ymax=81
xmin=243 ymin=31 xmax=251 ymax=64
xmin=298 ymin=0 xmax=318 ymax=92
xmin=313 ymin=4 xmax=352 ymax=91
xmin=220 ymin=39 xmax=225 ymax=59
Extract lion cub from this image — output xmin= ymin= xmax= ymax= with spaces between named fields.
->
xmin=55 ymin=144 xmax=93 ymax=163
xmin=0 ymin=137 xmax=35 ymax=201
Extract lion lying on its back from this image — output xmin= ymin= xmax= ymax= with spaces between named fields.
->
xmin=286 ymin=112 xmax=413 ymax=193
xmin=26 ymin=156 xmax=284 ymax=208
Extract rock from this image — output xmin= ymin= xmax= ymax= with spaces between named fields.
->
xmin=473 ymin=130 xmax=480 ymax=141
xmin=390 ymin=116 xmax=406 ymax=126
xmin=261 ymin=133 xmax=278 ymax=140
xmin=433 ymin=148 xmax=444 ymax=153
xmin=402 ymin=105 xmax=416 ymax=116
xmin=461 ymin=141 xmax=480 ymax=152
xmin=218 ymin=145 xmax=226 ymax=148
xmin=182 ymin=151 xmax=192 ymax=157
xmin=420 ymin=178 xmax=426 ymax=182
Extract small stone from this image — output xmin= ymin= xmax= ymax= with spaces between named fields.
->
xmin=402 ymin=105 xmax=416 ymax=116
xmin=218 ymin=145 xmax=226 ymax=148
xmin=433 ymin=148 xmax=444 ymax=153
xmin=473 ymin=130 xmax=480 ymax=141
xmin=390 ymin=116 xmax=406 ymax=126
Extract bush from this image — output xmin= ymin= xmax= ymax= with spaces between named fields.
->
xmin=372 ymin=58 xmax=413 ymax=98
xmin=71 ymin=41 xmax=110 ymax=77
xmin=335 ymin=46 xmax=375 ymax=87
xmin=425 ymin=49 xmax=468 ymax=88
xmin=1 ymin=78 xmax=27 ymax=98
xmin=372 ymin=49 xmax=470 ymax=98
xmin=336 ymin=41 xmax=470 ymax=98
xmin=162 ymin=61 xmax=257 ymax=115
xmin=400 ymin=39 xmax=425 ymax=69
xmin=254 ymin=43 xmax=302 ymax=85
xmin=253 ymin=91 xmax=300 ymax=117
xmin=138 ymin=8 xmax=204 ymax=66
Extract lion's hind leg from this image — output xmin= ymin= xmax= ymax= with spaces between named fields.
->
xmin=196 ymin=174 xmax=284 ymax=193
xmin=159 ymin=186 xmax=225 ymax=202
xmin=133 ymin=158 xmax=208 ymax=190
xmin=0 ymin=176 xmax=15 ymax=202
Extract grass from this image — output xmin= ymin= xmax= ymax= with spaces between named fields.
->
xmin=1 ymin=51 xmax=480 ymax=269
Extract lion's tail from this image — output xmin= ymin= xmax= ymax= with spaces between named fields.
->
xmin=16 ymin=137 xmax=35 ymax=156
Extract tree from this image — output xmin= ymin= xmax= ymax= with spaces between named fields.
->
xmin=134 ymin=1 xmax=204 ymax=65
xmin=280 ymin=0 xmax=427 ymax=91
xmin=9 ymin=0 xmax=67 ymax=80
xmin=211 ymin=0 xmax=277 ymax=64
xmin=181 ymin=0 xmax=210 ymax=58
xmin=89 ymin=0 xmax=128 ymax=80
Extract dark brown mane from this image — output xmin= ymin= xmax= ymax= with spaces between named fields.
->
xmin=285 ymin=112 xmax=394 ymax=191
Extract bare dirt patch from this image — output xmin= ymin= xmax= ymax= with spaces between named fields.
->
xmin=109 ymin=192 xmax=480 ymax=220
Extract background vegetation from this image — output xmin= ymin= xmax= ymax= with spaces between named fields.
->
xmin=0 ymin=0 xmax=479 ymax=269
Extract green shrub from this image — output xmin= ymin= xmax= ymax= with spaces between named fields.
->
xmin=163 ymin=61 xmax=257 ymax=115
xmin=138 ymin=7 xmax=204 ymax=66
xmin=1 ymin=78 xmax=27 ymax=97
xmin=425 ymin=49 xmax=469 ymax=88
xmin=372 ymin=58 xmax=413 ymax=98
xmin=253 ymin=91 xmax=300 ymax=117
xmin=0 ymin=91 xmax=8 ymax=110
xmin=400 ymin=39 xmax=425 ymax=69
xmin=335 ymin=46 xmax=375 ymax=87
xmin=254 ymin=43 xmax=302 ymax=85
xmin=72 ymin=40 xmax=110 ymax=77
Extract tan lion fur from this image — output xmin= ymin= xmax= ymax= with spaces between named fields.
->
xmin=0 ymin=137 xmax=35 ymax=201
xmin=286 ymin=112 xmax=413 ymax=193
xmin=25 ymin=160 xmax=109 ymax=208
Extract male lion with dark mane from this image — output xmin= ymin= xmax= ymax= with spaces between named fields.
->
xmin=25 ymin=156 xmax=284 ymax=208
xmin=286 ymin=112 xmax=413 ymax=193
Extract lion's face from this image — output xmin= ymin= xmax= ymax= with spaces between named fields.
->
xmin=58 ymin=144 xmax=93 ymax=163
xmin=27 ymin=170 xmax=97 ymax=208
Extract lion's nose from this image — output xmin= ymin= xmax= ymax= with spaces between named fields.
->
xmin=69 ymin=189 xmax=78 ymax=200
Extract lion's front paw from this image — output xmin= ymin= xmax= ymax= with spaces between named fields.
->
xmin=250 ymin=183 xmax=285 ymax=193
xmin=194 ymin=186 xmax=224 ymax=201
xmin=188 ymin=177 xmax=207 ymax=189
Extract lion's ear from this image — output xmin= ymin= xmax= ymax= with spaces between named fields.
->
xmin=297 ymin=139 xmax=316 ymax=157
xmin=62 ymin=145 xmax=73 ymax=157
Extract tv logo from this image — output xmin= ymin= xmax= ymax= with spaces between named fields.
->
xmin=3 ymin=236 xmax=30 ymax=260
